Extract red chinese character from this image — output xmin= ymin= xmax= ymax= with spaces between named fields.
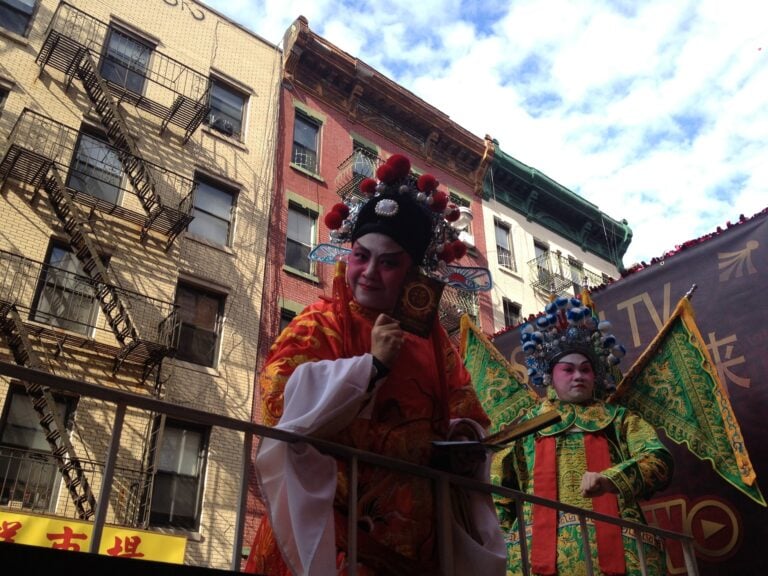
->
xmin=0 ymin=520 xmax=23 ymax=542
xmin=47 ymin=526 xmax=88 ymax=550
xmin=106 ymin=535 xmax=145 ymax=558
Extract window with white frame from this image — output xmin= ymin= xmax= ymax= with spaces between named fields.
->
xmin=149 ymin=419 xmax=207 ymax=529
xmin=174 ymin=282 xmax=225 ymax=368
xmin=31 ymin=242 xmax=100 ymax=335
xmin=187 ymin=175 xmax=236 ymax=246
xmin=100 ymin=26 xmax=153 ymax=94
xmin=285 ymin=202 xmax=316 ymax=274
xmin=206 ymin=79 xmax=246 ymax=139
xmin=502 ymin=298 xmax=521 ymax=328
xmin=0 ymin=0 xmax=36 ymax=36
xmin=495 ymin=220 xmax=515 ymax=270
xmin=0 ymin=386 xmax=75 ymax=511
xmin=570 ymin=258 xmax=584 ymax=295
xmin=68 ymin=130 xmax=123 ymax=205
xmin=292 ymin=112 xmax=320 ymax=173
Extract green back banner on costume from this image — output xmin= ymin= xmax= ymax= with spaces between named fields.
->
xmin=491 ymin=209 xmax=768 ymax=575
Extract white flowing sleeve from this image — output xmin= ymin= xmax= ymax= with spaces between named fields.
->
xmin=446 ymin=418 xmax=507 ymax=576
xmin=255 ymin=354 xmax=376 ymax=576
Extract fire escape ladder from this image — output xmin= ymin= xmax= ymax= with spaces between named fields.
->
xmin=73 ymin=51 xmax=166 ymax=241
xmin=132 ymin=412 xmax=166 ymax=528
xmin=42 ymin=167 xmax=141 ymax=354
xmin=0 ymin=306 xmax=96 ymax=520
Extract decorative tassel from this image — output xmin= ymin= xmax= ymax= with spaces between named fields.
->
xmin=332 ymin=260 xmax=353 ymax=358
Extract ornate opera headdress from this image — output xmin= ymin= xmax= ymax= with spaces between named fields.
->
xmin=521 ymin=296 xmax=626 ymax=393
xmin=310 ymin=153 xmax=491 ymax=292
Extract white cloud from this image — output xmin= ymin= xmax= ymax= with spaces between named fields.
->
xmin=202 ymin=0 xmax=768 ymax=267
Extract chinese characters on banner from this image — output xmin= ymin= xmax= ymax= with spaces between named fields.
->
xmin=0 ymin=510 xmax=186 ymax=563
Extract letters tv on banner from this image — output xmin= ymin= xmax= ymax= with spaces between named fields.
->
xmin=493 ymin=210 xmax=768 ymax=575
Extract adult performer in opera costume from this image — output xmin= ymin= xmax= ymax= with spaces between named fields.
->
xmin=498 ymin=299 xmax=673 ymax=576
xmin=245 ymin=154 xmax=505 ymax=576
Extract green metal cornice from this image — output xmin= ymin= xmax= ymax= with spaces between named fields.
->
xmin=485 ymin=145 xmax=632 ymax=270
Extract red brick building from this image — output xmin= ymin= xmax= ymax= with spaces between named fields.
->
xmin=246 ymin=15 xmax=496 ymax=548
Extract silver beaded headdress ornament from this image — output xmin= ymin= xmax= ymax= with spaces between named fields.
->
xmin=311 ymin=153 xmax=492 ymax=292
xmin=521 ymin=296 xmax=626 ymax=393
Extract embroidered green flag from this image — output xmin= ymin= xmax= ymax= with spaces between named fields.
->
xmin=460 ymin=315 xmax=537 ymax=436
xmin=610 ymin=296 xmax=766 ymax=507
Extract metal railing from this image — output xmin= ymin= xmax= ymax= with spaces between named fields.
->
xmin=0 ymin=445 xmax=150 ymax=526
xmin=0 ymin=361 xmax=700 ymax=574
xmin=527 ymin=250 xmax=605 ymax=295
xmin=440 ymin=287 xmax=479 ymax=336
xmin=334 ymin=149 xmax=383 ymax=200
xmin=0 ymin=249 xmax=179 ymax=352
xmin=39 ymin=2 xmax=210 ymax=135
xmin=497 ymin=246 xmax=515 ymax=270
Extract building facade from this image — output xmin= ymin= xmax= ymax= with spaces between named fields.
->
xmin=482 ymin=144 xmax=632 ymax=334
xmin=0 ymin=0 xmax=280 ymax=568
xmin=245 ymin=13 xmax=496 ymax=549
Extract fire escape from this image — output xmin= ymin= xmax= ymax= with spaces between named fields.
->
xmin=0 ymin=2 xmax=210 ymax=524
xmin=527 ymin=250 xmax=606 ymax=296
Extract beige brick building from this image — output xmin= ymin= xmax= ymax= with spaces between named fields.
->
xmin=0 ymin=0 xmax=279 ymax=568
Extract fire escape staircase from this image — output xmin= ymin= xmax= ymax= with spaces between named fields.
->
xmin=40 ymin=166 xmax=147 ymax=371
xmin=0 ymin=304 xmax=96 ymax=520
xmin=70 ymin=50 xmax=190 ymax=247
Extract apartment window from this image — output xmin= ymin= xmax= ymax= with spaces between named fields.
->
xmin=0 ymin=386 xmax=74 ymax=511
xmin=534 ymin=240 xmax=551 ymax=288
xmin=101 ymin=27 xmax=152 ymax=94
xmin=292 ymin=112 xmax=320 ymax=173
xmin=495 ymin=221 xmax=515 ymax=270
xmin=68 ymin=131 xmax=122 ymax=205
xmin=0 ymin=0 xmax=36 ymax=36
xmin=285 ymin=202 xmax=316 ymax=274
xmin=570 ymin=258 xmax=584 ymax=295
xmin=31 ymin=243 xmax=99 ymax=335
xmin=188 ymin=176 xmax=236 ymax=246
xmin=149 ymin=420 xmax=207 ymax=529
xmin=206 ymin=79 xmax=246 ymax=139
xmin=175 ymin=283 xmax=225 ymax=367
xmin=279 ymin=308 xmax=296 ymax=334
xmin=352 ymin=142 xmax=376 ymax=179
xmin=502 ymin=298 xmax=521 ymax=328
xmin=0 ymin=87 xmax=8 ymax=111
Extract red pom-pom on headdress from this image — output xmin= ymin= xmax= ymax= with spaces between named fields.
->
xmin=359 ymin=178 xmax=378 ymax=196
xmin=376 ymin=163 xmax=396 ymax=184
xmin=451 ymin=239 xmax=467 ymax=260
xmin=332 ymin=202 xmax=350 ymax=218
xmin=444 ymin=203 xmax=460 ymax=222
xmin=324 ymin=210 xmax=344 ymax=230
xmin=386 ymin=154 xmax=411 ymax=180
xmin=429 ymin=190 xmax=448 ymax=212
xmin=417 ymin=174 xmax=439 ymax=192
xmin=438 ymin=242 xmax=456 ymax=262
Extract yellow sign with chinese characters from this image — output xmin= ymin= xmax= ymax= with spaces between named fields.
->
xmin=0 ymin=510 xmax=186 ymax=563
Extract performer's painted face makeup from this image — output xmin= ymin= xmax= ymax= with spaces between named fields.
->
xmin=346 ymin=233 xmax=412 ymax=311
xmin=552 ymin=353 xmax=595 ymax=404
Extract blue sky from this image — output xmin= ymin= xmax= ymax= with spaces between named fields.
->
xmin=203 ymin=0 xmax=767 ymax=267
